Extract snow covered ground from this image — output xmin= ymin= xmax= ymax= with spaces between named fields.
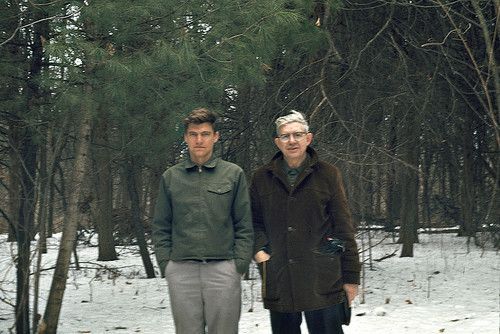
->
xmin=0 ymin=232 xmax=498 ymax=333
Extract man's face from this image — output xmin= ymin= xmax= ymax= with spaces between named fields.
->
xmin=184 ymin=122 xmax=219 ymax=164
xmin=274 ymin=122 xmax=312 ymax=162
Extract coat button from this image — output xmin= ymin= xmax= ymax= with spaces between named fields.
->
xmin=288 ymin=259 xmax=295 ymax=264
xmin=287 ymin=226 xmax=295 ymax=232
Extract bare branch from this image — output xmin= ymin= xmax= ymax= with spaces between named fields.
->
xmin=420 ymin=25 xmax=467 ymax=47
xmin=0 ymin=7 xmax=82 ymax=47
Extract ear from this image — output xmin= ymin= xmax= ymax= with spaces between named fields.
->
xmin=213 ymin=131 xmax=220 ymax=143
xmin=306 ymin=132 xmax=313 ymax=145
xmin=274 ymin=137 xmax=280 ymax=147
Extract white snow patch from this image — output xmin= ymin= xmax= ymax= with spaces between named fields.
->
xmin=0 ymin=232 xmax=498 ymax=333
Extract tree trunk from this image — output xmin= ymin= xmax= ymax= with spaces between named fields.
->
xmin=15 ymin=133 xmax=37 ymax=334
xmin=422 ymin=148 xmax=432 ymax=229
xmin=7 ymin=122 xmax=21 ymax=242
xmin=125 ymin=160 xmax=156 ymax=278
xmin=399 ymin=164 xmax=419 ymax=257
xmin=40 ymin=84 xmax=93 ymax=334
xmin=12 ymin=3 xmax=49 ymax=332
xmin=37 ymin=135 xmax=48 ymax=254
xmin=92 ymin=112 xmax=117 ymax=261
xmin=399 ymin=112 xmax=420 ymax=258
xmin=33 ymin=121 xmax=68 ymax=332
xmin=459 ymin=113 xmax=476 ymax=237
xmin=386 ymin=115 xmax=400 ymax=237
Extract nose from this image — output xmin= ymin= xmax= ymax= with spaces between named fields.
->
xmin=288 ymin=134 xmax=298 ymax=143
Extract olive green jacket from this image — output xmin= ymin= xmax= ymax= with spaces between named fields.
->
xmin=152 ymin=156 xmax=253 ymax=276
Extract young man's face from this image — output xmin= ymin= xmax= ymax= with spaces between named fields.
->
xmin=274 ymin=122 xmax=312 ymax=164
xmin=184 ymin=122 xmax=219 ymax=165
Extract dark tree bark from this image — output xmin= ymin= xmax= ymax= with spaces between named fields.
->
xmin=92 ymin=112 xmax=117 ymax=261
xmin=399 ymin=110 xmax=420 ymax=258
xmin=459 ymin=111 xmax=476 ymax=237
xmin=125 ymin=160 xmax=155 ymax=278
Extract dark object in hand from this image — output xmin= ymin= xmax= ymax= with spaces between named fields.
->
xmin=342 ymin=294 xmax=351 ymax=325
xmin=317 ymin=237 xmax=346 ymax=256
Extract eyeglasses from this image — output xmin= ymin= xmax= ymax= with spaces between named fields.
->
xmin=276 ymin=132 xmax=308 ymax=142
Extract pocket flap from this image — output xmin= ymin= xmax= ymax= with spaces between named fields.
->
xmin=207 ymin=183 xmax=232 ymax=194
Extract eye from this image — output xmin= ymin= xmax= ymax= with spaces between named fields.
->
xmin=294 ymin=132 xmax=306 ymax=139
xmin=278 ymin=134 xmax=290 ymax=141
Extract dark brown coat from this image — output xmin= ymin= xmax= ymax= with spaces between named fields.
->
xmin=250 ymin=147 xmax=360 ymax=312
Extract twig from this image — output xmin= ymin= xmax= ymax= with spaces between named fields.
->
xmin=421 ymin=24 xmax=470 ymax=47
xmin=373 ymin=250 xmax=397 ymax=262
xmin=0 ymin=7 xmax=82 ymax=47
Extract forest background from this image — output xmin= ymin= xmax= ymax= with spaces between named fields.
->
xmin=0 ymin=0 xmax=498 ymax=333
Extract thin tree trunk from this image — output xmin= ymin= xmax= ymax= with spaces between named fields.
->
xmin=40 ymin=84 xmax=93 ymax=334
xmin=422 ymin=149 xmax=432 ymax=229
xmin=125 ymin=160 xmax=156 ymax=278
xmin=15 ymin=134 xmax=37 ymax=334
xmin=14 ymin=3 xmax=49 ymax=332
xmin=33 ymin=122 xmax=69 ymax=332
xmin=399 ymin=111 xmax=420 ymax=257
xmin=92 ymin=112 xmax=117 ymax=261
xmin=386 ymin=115 xmax=400 ymax=240
xmin=459 ymin=113 xmax=476 ymax=237
xmin=7 ymin=122 xmax=21 ymax=242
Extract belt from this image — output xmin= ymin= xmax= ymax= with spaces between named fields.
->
xmin=186 ymin=259 xmax=224 ymax=263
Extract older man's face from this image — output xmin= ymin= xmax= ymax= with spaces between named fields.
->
xmin=274 ymin=122 xmax=312 ymax=164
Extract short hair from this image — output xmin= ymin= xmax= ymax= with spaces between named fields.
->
xmin=275 ymin=110 xmax=309 ymax=134
xmin=183 ymin=108 xmax=219 ymax=132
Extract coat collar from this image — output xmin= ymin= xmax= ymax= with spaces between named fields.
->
xmin=266 ymin=146 xmax=319 ymax=173
xmin=265 ymin=146 xmax=319 ymax=190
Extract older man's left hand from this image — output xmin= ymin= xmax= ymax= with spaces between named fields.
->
xmin=343 ymin=284 xmax=359 ymax=306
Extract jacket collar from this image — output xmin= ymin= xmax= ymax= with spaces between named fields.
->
xmin=266 ymin=147 xmax=319 ymax=190
xmin=182 ymin=154 xmax=219 ymax=170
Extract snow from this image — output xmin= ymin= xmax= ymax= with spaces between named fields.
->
xmin=0 ymin=232 xmax=498 ymax=333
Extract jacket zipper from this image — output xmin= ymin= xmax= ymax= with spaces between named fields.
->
xmin=197 ymin=165 xmax=203 ymax=259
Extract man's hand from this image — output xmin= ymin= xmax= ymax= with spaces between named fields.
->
xmin=343 ymin=284 xmax=359 ymax=306
xmin=254 ymin=250 xmax=271 ymax=263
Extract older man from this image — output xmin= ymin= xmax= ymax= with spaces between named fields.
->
xmin=152 ymin=108 xmax=253 ymax=334
xmin=250 ymin=110 xmax=360 ymax=334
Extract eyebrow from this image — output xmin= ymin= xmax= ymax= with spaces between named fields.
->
xmin=278 ymin=131 xmax=306 ymax=135
xmin=188 ymin=131 xmax=212 ymax=134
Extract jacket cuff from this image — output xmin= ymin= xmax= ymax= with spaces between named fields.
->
xmin=159 ymin=259 xmax=168 ymax=278
xmin=342 ymin=271 xmax=360 ymax=285
xmin=234 ymin=258 xmax=250 ymax=275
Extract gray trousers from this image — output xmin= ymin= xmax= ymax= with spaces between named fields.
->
xmin=165 ymin=260 xmax=242 ymax=334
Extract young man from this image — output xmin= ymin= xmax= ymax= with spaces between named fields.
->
xmin=152 ymin=107 xmax=253 ymax=334
xmin=250 ymin=110 xmax=360 ymax=334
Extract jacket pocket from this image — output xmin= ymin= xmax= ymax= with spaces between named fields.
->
xmin=206 ymin=182 xmax=233 ymax=222
xmin=207 ymin=182 xmax=232 ymax=195
xmin=312 ymin=254 xmax=342 ymax=295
